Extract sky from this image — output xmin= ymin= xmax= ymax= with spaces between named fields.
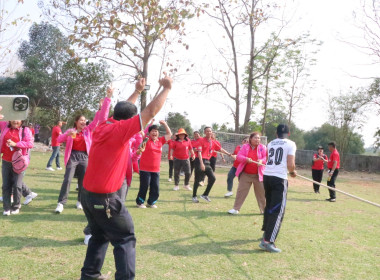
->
xmin=2 ymin=0 xmax=379 ymax=147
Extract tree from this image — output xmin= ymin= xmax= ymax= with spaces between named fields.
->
xmin=43 ymin=0 xmax=194 ymax=110
xmin=0 ymin=22 xmax=112 ymax=125
xmin=165 ymin=112 xmax=193 ymax=136
xmin=304 ymin=123 xmax=365 ymax=154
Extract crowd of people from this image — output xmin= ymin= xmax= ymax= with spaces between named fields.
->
xmin=0 ymin=74 xmax=341 ymax=278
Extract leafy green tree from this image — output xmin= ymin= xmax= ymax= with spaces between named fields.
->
xmin=165 ymin=112 xmax=193 ymax=136
xmin=0 ymin=22 xmax=112 ymax=124
xmin=43 ymin=0 xmax=194 ymax=110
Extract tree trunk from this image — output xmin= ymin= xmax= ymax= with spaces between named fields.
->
xmin=261 ymin=70 xmax=270 ymax=135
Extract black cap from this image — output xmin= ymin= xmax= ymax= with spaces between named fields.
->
xmin=276 ymin=124 xmax=289 ymax=135
xmin=317 ymin=145 xmax=323 ymax=150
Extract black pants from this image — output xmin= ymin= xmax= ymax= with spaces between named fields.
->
xmin=174 ymin=158 xmax=191 ymax=185
xmin=327 ymin=169 xmax=339 ymax=199
xmin=168 ymin=160 xmax=174 ymax=179
xmin=58 ymin=151 xmax=88 ymax=204
xmin=136 ymin=171 xmax=159 ymax=206
xmin=262 ymin=175 xmax=288 ymax=243
xmin=2 ymin=160 xmax=24 ymax=211
xmin=81 ymin=189 xmax=135 ymax=280
xmin=192 ymin=158 xmax=216 ymax=197
xmin=210 ymin=156 xmax=217 ymax=172
xmin=311 ymin=169 xmax=323 ymax=192
xmin=190 ymin=158 xmax=204 ymax=182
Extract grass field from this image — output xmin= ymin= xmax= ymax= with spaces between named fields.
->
xmin=0 ymin=151 xmax=379 ymax=280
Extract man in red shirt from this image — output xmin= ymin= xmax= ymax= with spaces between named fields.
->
xmin=311 ymin=145 xmax=328 ymax=193
xmin=192 ymin=127 xmax=234 ymax=203
xmin=326 ymin=141 xmax=340 ymax=202
xmin=210 ymin=133 xmax=225 ymax=171
xmin=80 ymin=76 xmax=172 ymax=280
xmin=46 ymin=120 xmax=65 ymax=171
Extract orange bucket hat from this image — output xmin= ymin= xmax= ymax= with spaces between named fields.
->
xmin=176 ymin=128 xmax=188 ymax=136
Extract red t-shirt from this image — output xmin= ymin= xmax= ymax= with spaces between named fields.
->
xmin=30 ymin=128 xmax=35 ymax=136
xmin=191 ymin=139 xmax=199 ymax=158
xmin=83 ymin=115 xmax=142 ymax=193
xmin=232 ymin=145 xmax=242 ymax=168
xmin=194 ymin=137 xmax=221 ymax=160
xmin=1 ymin=129 xmax=20 ymax=161
xmin=139 ymin=136 xmax=167 ymax=172
xmin=51 ymin=126 xmax=62 ymax=147
xmin=327 ymin=149 xmax=340 ymax=169
xmin=72 ymin=131 xmax=87 ymax=152
xmin=211 ymin=140 xmax=221 ymax=157
xmin=172 ymin=139 xmax=193 ymax=160
xmin=312 ymin=153 xmax=327 ymax=170
xmin=243 ymin=146 xmax=258 ymax=174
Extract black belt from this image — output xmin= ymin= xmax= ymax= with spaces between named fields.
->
xmin=82 ymin=188 xmax=118 ymax=198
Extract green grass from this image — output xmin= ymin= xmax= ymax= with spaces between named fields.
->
xmin=0 ymin=151 xmax=379 ymax=279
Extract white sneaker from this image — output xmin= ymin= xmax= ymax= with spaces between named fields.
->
xmin=168 ymin=178 xmax=172 ymax=182
xmin=84 ymin=234 xmax=92 ymax=245
xmin=199 ymin=181 xmax=204 ymax=186
xmin=76 ymin=201 xmax=83 ymax=210
xmin=148 ymin=204 xmax=157 ymax=208
xmin=57 ymin=167 xmax=63 ymax=170
xmin=11 ymin=208 xmax=20 ymax=215
xmin=183 ymin=185 xmax=192 ymax=191
xmin=0 ymin=196 xmax=3 ymax=202
xmin=173 ymin=186 xmax=179 ymax=191
xmin=46 ymin=167 xmax=55 ymax=171
xmin=3 ymin=210 xmax=10 ymax=216
xmin=225 ymin=191 xmax=233 ymax=197
xmin=55 ymin=203 xmax=64 ymax=213
xmin=24 ymin=192 xmax=38 ymax=205
xmin=136 ymin=204 xmax=146 ymax=208
xmin=228 ymin=209 xmax=239 ymax=215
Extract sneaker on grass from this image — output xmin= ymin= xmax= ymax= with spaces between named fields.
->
xmin=55 ymin=203 xmax=64 ymax=213
xmin=168 ymin=178 xmax=172 ymax=182
xmin=183 ymin=185 xmax=192 ymax=191
xmin=136 ymin=204 xmax=146 ymax=208
xmin=11 ymin=208 xmax=20 ymax=215
xmin=148 ymin=204 xmax=157 ymax=208
xmin=192 ymin=196 xmax=199 ymax=203
xmin=84 ymin=234 xmax=92 ymax=245
xmin=76 ymin=201 xmax=83 ymax=210
xmin=46 ymin=167 xmax=55 ymax=171
xmin=259 ymin=240 xmax=281 ymax=253
xmin=57 ymin=167 xmax=63 ymax=170
xmin=24 ymin=192 xmax=38 ymax=205
xmin=228 ymin=209 xmax=239 ymax=215
xmin=224 ymin=191 xmax=233 ymax=197
xmin=200 ymin=195 xmax=211 ymax=202
xmin=173 ymin=186 xmax=179 ymax=191
xmin=3 ymin=210 xmax=10 ymax=216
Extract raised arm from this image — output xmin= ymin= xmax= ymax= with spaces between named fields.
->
xmin=159 ymin=120 xmax=172 ymax=141
xmin=87 ymin=86 xmax=113 ymax=131
xmin=127 ymin=78 xmax=146 ymax=104
xmin=140 ymin=75 xmax=172 ymax=127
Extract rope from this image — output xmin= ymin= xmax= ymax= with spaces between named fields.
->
xmin=245 ymin=158 xmax=380 ymax=209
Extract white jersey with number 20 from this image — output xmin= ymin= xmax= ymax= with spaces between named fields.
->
xmin=263 ymin=138 xmax=297 ymax=180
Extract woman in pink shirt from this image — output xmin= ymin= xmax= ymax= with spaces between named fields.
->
xmin=54 ymin=89 xmax=113 ymax=214
xmin=0 ymin=120 xmax=33 ymax=215
xmin=228 ymin=132 xmax=267 ymax=215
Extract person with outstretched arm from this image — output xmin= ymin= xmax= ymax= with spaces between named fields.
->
xmin=80 ymin=75 xmax=172 ymax=280
xmin=259 ymin=124 xmax=297 ymax=253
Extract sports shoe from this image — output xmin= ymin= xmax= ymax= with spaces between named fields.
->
xmin=76 ymin=201 xmax=83 ymax=210
xmin=199 ymin=181 xmax=204 ymax=186
xmin=55 ymin=203 xmax=64 ymax=213
xmin=225 ymin=191 xmax=233 ymax=197
xmin=148 ymin=204 xmax=157 ymax=208
xmin=84 ymin=234 xmax=92 ymax=245
xmin=326 ymin=198 xmax=336 ymax=202
xmin=183 ymin=185 xmax=192 ymax=191
xmin=173 ymin=186 xmax=179 ymax=191
xmin=57 ymin=167 xmax=63 ymax=170
xmin=11 ymin=208 xmax=20 ymax=215
xmin=136 ymin=204 xmax=146 ymax=208
xmin=0 ymin=196 xmax=3 ymax=202
xmin=24 ymin=192 xmax=38 ymax=205
xmin=180 ymin=171 xmax=185 ymax=176
xmin=259 ymin=240 xmax=282 ymax=253
xmin=3 ymin=210 xmax=10 ymax=216
xmin=192 ymin=196 xmax=199 ymax=203
xmin=46 ymin=167 xmax=55 ymax=171
xmin=228 ymin=209 xmax=239 ymax=215
xmin=168 ymin=178 xmax=172 ymax=182
xmin=200 ymin=195 xmax=211 ymax=202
